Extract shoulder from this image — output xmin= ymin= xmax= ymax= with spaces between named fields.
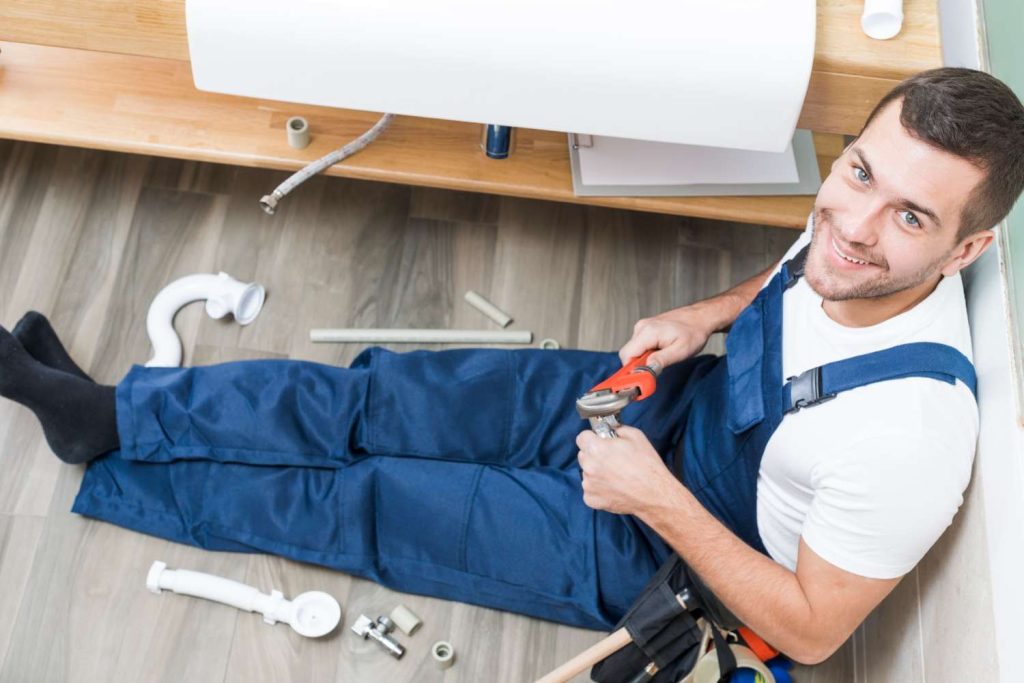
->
xmin=799 ymin=419 xmax=975 ymax=578
xmin=774 ymin=378 xmax=978 ymax=505
xmin=796 ymin=378 xmax=978 ymax=464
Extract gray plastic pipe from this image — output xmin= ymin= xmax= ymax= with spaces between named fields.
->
xmin=146 ymin=272 xmax=265 ymax=367
xmin=310 ymin=328 xmax=533 ymax=344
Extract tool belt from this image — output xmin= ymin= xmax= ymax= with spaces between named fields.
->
xmin=590 ymin=553 xmax=787 ymax=683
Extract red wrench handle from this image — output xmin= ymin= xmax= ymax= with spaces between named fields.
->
xmin=587 ymin=350 xmax=658 ymax=400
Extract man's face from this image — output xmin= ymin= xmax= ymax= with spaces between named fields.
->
xmin=804 ymin=99 xmax=987 ymax=302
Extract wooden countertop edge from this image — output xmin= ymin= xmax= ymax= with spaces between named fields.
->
xmin=0 ymin=41 xmax=825 ymax=229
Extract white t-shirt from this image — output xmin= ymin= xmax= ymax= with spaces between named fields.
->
xmin=755 ymin=214 xmax=979 ymax=579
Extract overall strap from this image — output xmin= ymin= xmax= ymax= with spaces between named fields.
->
xmin=782 ymin=245 xmax=810 ymax=290
xmin=783 ymin=342 xmax=978 ymax=414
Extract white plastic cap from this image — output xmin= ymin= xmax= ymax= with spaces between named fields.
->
xmin=146 ymin=561 xmax=168 ymax=594
xmin=861 ymin=0 xmax=903 ymax=40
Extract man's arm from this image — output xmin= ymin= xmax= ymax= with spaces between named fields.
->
xmin=619 ymin=263 xmax=775 ymax=369
xmin=575 ymin=427 xmax=900 ymax=665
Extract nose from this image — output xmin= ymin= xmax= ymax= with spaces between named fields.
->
xmin=836 ymin=201 xmax=884 ymax=246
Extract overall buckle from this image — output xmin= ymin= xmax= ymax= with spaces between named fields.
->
xmin=785 ymin=367 xmax=837 ymax=413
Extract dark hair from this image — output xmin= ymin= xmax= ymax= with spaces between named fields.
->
xmin=858 ymin=67 xmax=1024 ymax=240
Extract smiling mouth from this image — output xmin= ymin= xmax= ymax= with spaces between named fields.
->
xmin=831 ymin=237 xmax=874 ymax=266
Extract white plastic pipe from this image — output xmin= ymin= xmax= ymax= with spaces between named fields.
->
xmin=146 ymin=272 xmax=265 ymax=367
xmin=310 ymin=328 xmax=533 ymax=344
xmin=146 ymin=561 xmax=341 ymax=638
xmin=464 ymin=290 xmax=513 ymax=328
xmin=861 ymin=0 xmax=903 ymax=40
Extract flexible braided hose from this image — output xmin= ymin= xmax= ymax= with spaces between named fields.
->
xmin=259 ymin=112 xmax=395 ymax=215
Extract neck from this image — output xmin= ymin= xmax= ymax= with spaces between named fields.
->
xmin=821 ymin=274 xmax=943 ymax=327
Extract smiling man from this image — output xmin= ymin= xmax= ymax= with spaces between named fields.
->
xmin=1 ymin=67 xmax=1022 ymax=667
xmin=590 ymin=67 xmax=1023 ymax=663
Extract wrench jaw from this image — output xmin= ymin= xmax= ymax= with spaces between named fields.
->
xmin=576 ymin=388 xmax=638 ymax=439
xmin=576 ymin=353 xmax=659 ymax=439
xmin=588 ymin=414 xmax=621 ymax=439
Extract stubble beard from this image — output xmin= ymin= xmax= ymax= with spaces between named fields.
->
xmin=803 ymin=210 xmax=949 ymax=302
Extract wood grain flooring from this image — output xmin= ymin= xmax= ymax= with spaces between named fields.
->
xmin=0 ymin=140 xmax=996 ymax=682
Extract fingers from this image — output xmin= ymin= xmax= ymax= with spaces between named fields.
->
xmin=575 ymin=429 xmax=599 ymax=450
xmin=647 ymin=339 xmax=691 ymax=371
xmin=619 ymin=318 xmax=705 ymax=369
xmin=576 ymin=430 xmax=604 ymax=478
xmin=619 ymin=320 xmax=665 ymax=365
xmin=613 ymin=425 xmax=641 ymax=440
xmin=618 ymin=337 xmax=647 ymax=365
xmin=578 ymin=425 xmax=642 ymax=450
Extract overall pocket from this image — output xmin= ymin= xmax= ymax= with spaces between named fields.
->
xmin=365 ymin=348 xmax=514 ymax=462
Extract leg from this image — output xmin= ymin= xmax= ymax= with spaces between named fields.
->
xmin=118 ymin=347 xmax=622 ymax=469
xmin=0 ymin=325 xmax=117 ymax=463
xmin=73 ymin=447 xmax=667 ymax=629
xmin=118 ymin=346 xmax=717 ymax=470
xmin=73 ymin=347 xmax=719 ymax=628
xmin=12 ymin=311 xmax=93 ymax=381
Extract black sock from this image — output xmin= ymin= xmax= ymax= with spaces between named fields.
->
xmin=0 ymin=325 xmax=118 ymax=464
xmin=12 ymin=311 xmax=93 ymax=382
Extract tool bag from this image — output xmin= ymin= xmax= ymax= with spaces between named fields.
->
xmin=590 ymin=553 xmax=739 ymax=683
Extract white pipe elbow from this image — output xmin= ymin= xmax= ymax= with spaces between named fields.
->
xmin=145 ymin=272 xmax=265 ymax=367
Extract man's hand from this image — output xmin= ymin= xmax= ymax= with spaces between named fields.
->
xmin=575 ymin=426 xmax=678 ymax=516
xmin=619 ymin=262 xmax=776 ymax=370
xmin=618 ymin=308 xmax=715 ymax=371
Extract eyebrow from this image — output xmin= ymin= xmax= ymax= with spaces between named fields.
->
xmin=851 ymin=147 xmax=943 ymax=229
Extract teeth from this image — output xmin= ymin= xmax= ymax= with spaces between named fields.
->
xmin=832 ymin=238 xmax=869 ymax=265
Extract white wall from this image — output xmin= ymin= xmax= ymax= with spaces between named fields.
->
xmin=964 ymin=242 xmax=1024 ymax=683
xmin=942 ymin=0 xmax=1024 ymax=679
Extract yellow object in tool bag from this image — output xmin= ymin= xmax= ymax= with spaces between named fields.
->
xmin=680 ymin=644 xmax=775 ymax=683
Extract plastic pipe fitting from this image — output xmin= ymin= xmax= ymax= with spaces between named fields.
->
xmin=287 ymin=116 xmax=311 ymax=149
xmin=464 ymin=290 xmax=513 ymax=327
xmin=861 ymin=0 xmax=903 ymax=39
xmin=432 ymin=641 xmax=455 ymax=669
xmin=146 ymin=272 xmax=265 ymax=367
xmin=389 ymin=604 xmax=422 ymax=635
xmin=146 ymin=561 xmax=340 ymax=638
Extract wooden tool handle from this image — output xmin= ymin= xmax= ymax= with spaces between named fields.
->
xmin=534 ymin=627 xmax=633 ymax=683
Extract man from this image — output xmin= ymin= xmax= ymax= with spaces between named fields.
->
xmin=2 ymin=67 xmax=1022 ymax=665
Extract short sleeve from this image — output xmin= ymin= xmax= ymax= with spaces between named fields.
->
xmin=799 ymin=432 xmax=971 ymax=579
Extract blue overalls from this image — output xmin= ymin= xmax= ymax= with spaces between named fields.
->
xmin=71 ymin=246 xmax=977 ymax=630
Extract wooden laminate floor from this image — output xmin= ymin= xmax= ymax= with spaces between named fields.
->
xmin=0 ymin=140 xmax=836 ymax=682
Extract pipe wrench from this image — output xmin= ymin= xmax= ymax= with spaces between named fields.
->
xmin=576 ymin=351 xmax=660 ymax=438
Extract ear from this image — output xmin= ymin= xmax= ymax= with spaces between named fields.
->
xmin=940 ymin=229 xmax=995 ymax=276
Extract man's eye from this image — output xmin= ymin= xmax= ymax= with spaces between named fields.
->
xmin=853 ymin=166 xmax=869 ymax=183
xmin=900 ymin=211 xmax=920 ymax=227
